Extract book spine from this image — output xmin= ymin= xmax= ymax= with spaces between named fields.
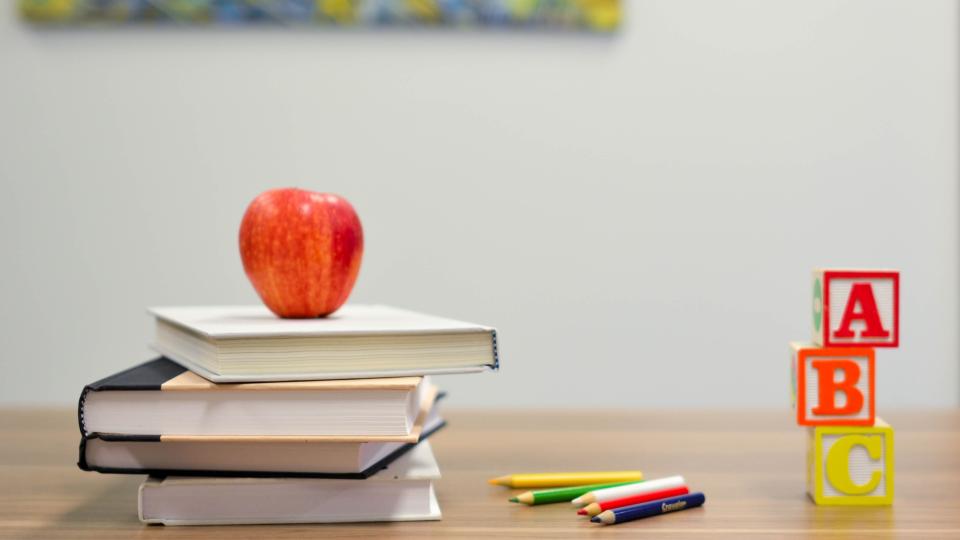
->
xmin=76 ymin=385 xmax=92 ymax=471
xmin=77 ymin=385 xmax=91 ymax=435
xmin=77 ymin=434 xmax=89 ymax=471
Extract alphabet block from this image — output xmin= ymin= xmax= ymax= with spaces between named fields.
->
xmin=806 ymin=419 xmax=894 ymax=505
xmin=812 ymin=269 xmax=899 ymax=347
xmin=792 ymin=343 xmax=875 ymax=426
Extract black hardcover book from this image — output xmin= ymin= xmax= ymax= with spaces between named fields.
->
xmin=77 ymin=358 xmax=446 ymax=479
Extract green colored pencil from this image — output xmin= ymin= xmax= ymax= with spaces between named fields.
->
xmin=509 ymin=480 xmax=644 ymax=505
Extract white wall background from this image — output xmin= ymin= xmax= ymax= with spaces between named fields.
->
xmin=0 ymin=1 xmax=956 ymax=407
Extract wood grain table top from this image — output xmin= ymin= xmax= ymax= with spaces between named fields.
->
xmin=1 ymin=408 xmax=959 ymax=539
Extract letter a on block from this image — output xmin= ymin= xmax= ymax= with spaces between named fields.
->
xmin=807 ymin=419 xmax=894 ymax=506
xmin=834 ymin=284 xmax=889 ymax=340
xmin=792 ymin=343 xmax=875 ymax=426
xmin=812 ymin=269 xmax=899 ymax=347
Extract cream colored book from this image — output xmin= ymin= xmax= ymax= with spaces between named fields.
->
xmin=79 ymin=358 xmax=436 ymax=439
xmin=138 ymin=441 xmax=443 ymax=525
xmin=149 ymin=304 xmax=499 ymax=382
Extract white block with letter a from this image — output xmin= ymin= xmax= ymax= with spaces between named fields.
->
xmin=812 ymin=269 xmax=899 ymax=348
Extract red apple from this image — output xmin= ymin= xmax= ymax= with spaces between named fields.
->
xmin=239 ymin=188 xmax=363 ymax=318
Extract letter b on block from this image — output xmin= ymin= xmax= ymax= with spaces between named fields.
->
xmin=792 ymin=344 xmax=874 ymax=426
xmin=807 ymin=419 xmax=894 ymax=505
xmin=812 ymin=269 xmax=899 ymax=348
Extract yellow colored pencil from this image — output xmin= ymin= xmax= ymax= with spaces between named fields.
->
xmin=487 ymin=471 xmax=643 ymax=489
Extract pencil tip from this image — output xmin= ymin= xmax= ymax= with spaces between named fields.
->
xmin=576 ymin=509 xmax=586 ymax=516
xmin=508 ymin=497 xmax=518 ymax=503
xmin=488 ymin=477 xmax=503 ymax=486
xmin=590 ymin=516 xmax=601 ymax=523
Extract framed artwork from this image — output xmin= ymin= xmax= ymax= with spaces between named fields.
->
xmin=20 ymin=0 xmax=621 ymax=32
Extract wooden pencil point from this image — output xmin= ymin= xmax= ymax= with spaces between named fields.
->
xmin=488 ymin=476 xmax=508 ymax=486
xmin=515 ymin=492 xmax=535 ymax=504
xmin=508 ymin=497 xmax=518 ymax=503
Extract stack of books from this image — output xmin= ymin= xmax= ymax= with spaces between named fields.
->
xmin=77 ymin=304 xmax=498 ymax=525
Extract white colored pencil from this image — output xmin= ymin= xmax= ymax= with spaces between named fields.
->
xmin=571 ymin=475 xmax=686 ymax=506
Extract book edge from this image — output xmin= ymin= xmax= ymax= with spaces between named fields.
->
xmin=157 ymin=352 xmax=490 ymax=382
xmin=150 ymin=304 xmax=495 ymax=339
xmin=79 ymin=420 xmax=447 ymax=479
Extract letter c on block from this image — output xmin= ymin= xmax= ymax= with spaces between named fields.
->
xmin=825 ymin=435 xmax=883 ymax=495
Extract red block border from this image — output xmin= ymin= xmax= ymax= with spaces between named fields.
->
xmin=822 ymin=270 xmax=899 ymax=348
xmin=796 ymin=347 xmax=876 ymax=426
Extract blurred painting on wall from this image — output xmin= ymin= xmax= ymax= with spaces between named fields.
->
xmin=20 ymin=0 xmax=620 ymax=32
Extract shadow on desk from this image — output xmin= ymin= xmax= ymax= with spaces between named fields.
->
xmin=21 ymin=477 xmax=141 ymax=540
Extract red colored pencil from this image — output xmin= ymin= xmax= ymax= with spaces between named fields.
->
xmin=577 ymin=486 xmax=690 ymax=517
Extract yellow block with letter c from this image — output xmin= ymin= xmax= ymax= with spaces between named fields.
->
xmin=807 ymin=419 xmax=894 ymax=505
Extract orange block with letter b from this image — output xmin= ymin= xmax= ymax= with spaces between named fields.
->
xmin=792 ymin=343 xmax=875 ymax=426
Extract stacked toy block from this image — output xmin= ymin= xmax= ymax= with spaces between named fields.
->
xmin=791 ymin=269 xmax=898 ymax=506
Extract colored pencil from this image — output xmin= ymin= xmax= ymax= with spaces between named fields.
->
xmin=571 ymin=475 xmax=685 ymax=506
xmin=591 ymin=492 xmax=706 ymax=525
xmin=488 ymin=471 xmax=643 ymax=489
xmin=578 ymin=486 xmax=689 ymax=516
xmin=509 ymin=481 xmax=643 ymax=505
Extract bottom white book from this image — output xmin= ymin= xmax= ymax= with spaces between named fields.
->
xmin=138 ymin=441 xmax=441 ymax=526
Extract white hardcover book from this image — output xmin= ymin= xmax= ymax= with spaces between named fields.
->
xmin=138 ymin=441 xmax=442 ymax=525
xmin=149 ymin=304 xmax=499 ymax=382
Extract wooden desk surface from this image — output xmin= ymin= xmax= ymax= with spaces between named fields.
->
xmin=1 ymin=409 xmax=959 ymax=539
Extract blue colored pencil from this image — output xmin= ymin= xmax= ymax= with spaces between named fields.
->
xmin=590 ymin=492 xmax=705 ymax=525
